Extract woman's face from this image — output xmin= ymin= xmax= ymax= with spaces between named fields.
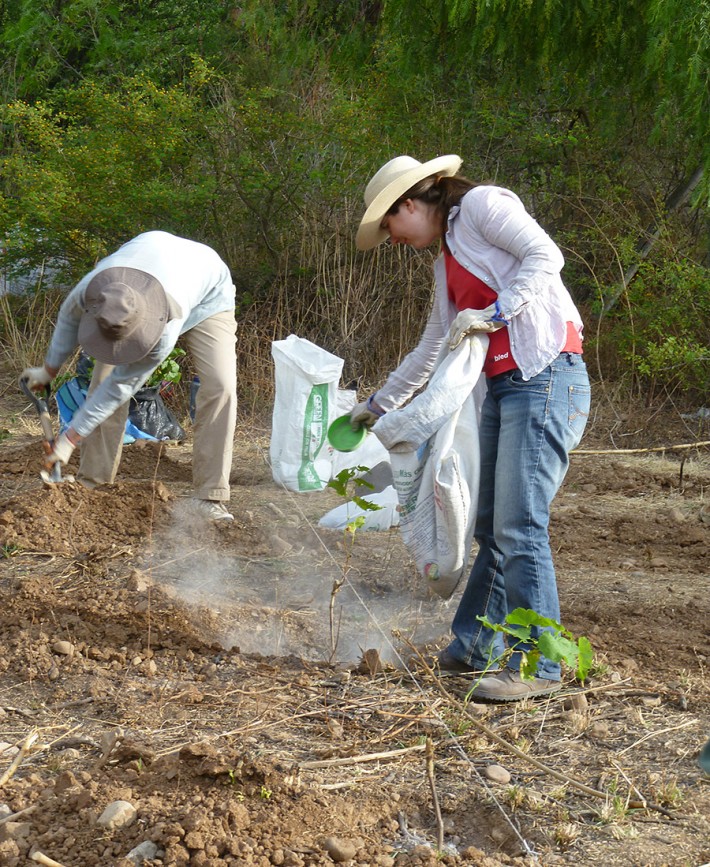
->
xmin=381 ymin=198 xmax=442 ymax=249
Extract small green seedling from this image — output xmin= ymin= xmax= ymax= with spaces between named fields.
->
xmin=325 ymin=466 xmax=383 ymax=660
xmin=476 ymin=608 xmax=594 ymax=684
xmin=146 ymin=346 xmax=186 ymax=387
xmin=327 ymin=466 xmax=382 ymax=516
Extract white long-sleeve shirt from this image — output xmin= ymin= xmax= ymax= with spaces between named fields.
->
xmin=374 ymin=185 xmax=584 ymax=412
xmin=45 ymin=231 xmax=235 ymax=437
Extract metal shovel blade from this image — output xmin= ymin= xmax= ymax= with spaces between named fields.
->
xmin=40 ymin=465 xmax=75 ymax=486
xmin=20 ymin=377 xmax=74 ymax=485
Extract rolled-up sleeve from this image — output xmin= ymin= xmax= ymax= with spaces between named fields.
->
xmin=374 ymin=285 xmax=448 ymax=412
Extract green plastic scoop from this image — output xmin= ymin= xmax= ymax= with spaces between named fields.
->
xmin=327 ymin=413 xmax=368 ymax=453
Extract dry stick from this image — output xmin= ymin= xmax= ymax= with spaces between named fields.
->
xmin=425 ymin=737 xmax=444 ymax=850
xmin=0 ymin=804 xmax=38 ymax=825
xmin=299 ymin=743 xmax=426 ymax=769
xmin=408 ymin=645 xmax=675 ymax=818
xmin=145 ymin=452 xmax=166 ymax=656
xmin=44 ymin=697 xmax=94 ymax=711
xmin=0 ymin=705 xmax=37 ymax=719
xmin=572 ymin=440 xmax=709 ymax=455
xmin=30 ymin=852 xmax=68 ymax=867
xmin=91 ymin=728 xmax=125 ymax=772
xmin=616 ymin=718 xmax=699 ymax=757
xmin=0 ymin=731 xmax=38 ymax=787
xmin=609 ymin=759 xmax=648 ymax=808
xmin=148 ymin=547 xmax=208 ymax=572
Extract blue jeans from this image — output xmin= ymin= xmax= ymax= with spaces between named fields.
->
xmin=447 ymin=353 xmax=591 ymax=680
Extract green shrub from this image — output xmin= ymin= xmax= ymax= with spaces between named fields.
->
xmin=606 ymin=260 xmax=710 ymax=402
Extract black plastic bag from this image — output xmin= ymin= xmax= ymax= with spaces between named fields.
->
xmin=128 ymin=386 xmax=186 ymax=442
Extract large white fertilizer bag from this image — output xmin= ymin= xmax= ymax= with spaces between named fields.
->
xmin=372 ymin=336 xmax=487 ymax=598
xmin=270 ymin=335 xmax=344 ymax=492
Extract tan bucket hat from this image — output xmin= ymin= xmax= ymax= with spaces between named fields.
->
xmin=78 ymin=266 xmax=170 ymax=364
xmin=355 ymin=154 xmax=462 ymax=250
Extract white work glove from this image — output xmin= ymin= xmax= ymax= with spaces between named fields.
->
xmin=20 ymin=365 xmax=53 ymax=390
xmin=46 ymin=432 xmax=76 ymax=467
xmin=448 ymin=304 xmax=506 ymax=350
xmin=350 ymin=396 xmax=385 ymax=429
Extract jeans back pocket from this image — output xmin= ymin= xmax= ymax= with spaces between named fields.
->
xmin=568 ymin=383 xmax=591 ymax=441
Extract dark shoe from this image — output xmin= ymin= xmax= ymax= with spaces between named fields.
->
xmin=435 ymin=648 xmax=498 ymax=676
xmin=469 ymin=669 xmax=562 ymax=702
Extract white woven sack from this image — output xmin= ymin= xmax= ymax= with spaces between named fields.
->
xmin=373 ymin=336 xmax=487 ymax=598
xmin=270 ymin=335 xmax=344 ymax=492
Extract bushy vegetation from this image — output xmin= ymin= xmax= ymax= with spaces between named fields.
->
xmin=1 ymin=0 xmax=708 ymax=410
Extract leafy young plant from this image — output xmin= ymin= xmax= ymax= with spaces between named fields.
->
xmin=324 ymin=466 xmax=383 ymax=661
xmin=145 ymin=347 xmax=186 ymax=388
xmin=476 ymin=608 xmax=594 ymax=684
xmin=326 ymin=466 xmax=383 ymax=524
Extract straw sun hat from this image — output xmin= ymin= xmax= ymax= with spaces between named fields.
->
xmin=355 ymin=154 xmax=462 ymax=250
xmin=78 ymin=266 xmax=172 ymax=365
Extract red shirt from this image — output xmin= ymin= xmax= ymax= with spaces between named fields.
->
xmin=444 ymin=249 xmax=582 ymax=377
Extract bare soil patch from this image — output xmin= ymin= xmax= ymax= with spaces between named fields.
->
xmin=0 ymin=388 xmax=708 ymax=867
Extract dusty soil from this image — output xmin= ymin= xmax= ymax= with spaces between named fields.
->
xmin=0 ymin=386 xmax=708 ymax=867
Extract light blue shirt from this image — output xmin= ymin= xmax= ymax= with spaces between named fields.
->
xmin=45 ymin=231 xmax=235 ymax=437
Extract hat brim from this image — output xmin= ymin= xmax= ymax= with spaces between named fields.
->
xmin=355 ymin=154 xmax=462 ymax=251
xmin=78 ymin=267 xmax=169 ymax=365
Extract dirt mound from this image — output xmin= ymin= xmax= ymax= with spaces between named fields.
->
xmin=0 ymin=481 xmax=174 ymax=556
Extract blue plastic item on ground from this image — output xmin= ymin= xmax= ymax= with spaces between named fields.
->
xmin=55 ymin=377 xmax=158 ymax=444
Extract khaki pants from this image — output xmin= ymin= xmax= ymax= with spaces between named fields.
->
xmin=79 ymin=310 xmax=238 ymax=502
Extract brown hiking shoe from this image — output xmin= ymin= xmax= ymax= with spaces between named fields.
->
xmin=469 ymin=669 xmax=562 ymax=702
xmin=435 ymin=648 xmax=499 ymax=676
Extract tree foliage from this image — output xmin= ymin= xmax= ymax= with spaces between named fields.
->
xmin=0 ymin=72 xmax=215 ymax=279
xmin=0 ymin=0 xmax=230 ymax=97
xmin=381 ymin=0 xmax=709 ymax=201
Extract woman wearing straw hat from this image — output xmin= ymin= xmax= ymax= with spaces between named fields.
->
xmin=351 ymin=155 xmax=591 ymax=702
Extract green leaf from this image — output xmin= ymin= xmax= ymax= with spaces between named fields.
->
xmin=327 ymin=467 xmax=358 ymax=497
xmin=145 ymin=346 xmax=186 ymax=387
xmin=537 ymin=632 xmax=580 ymax=668
xmin=345 ymin=515 xmax=366 ymax=533
xmin=576 ymin=636 xmax=594 ymax=684
xmin=520 ymin=650 xmax=540 ymax=680
xmin=352 ymin=495 xmax=383 ymax=512
xmin=476 ymin=614 xmax=530 ymax=640
xmin=506 ymin=608 xmax=565 ymax=632
xmin=502 ymin=625 xmax=533 ymax=642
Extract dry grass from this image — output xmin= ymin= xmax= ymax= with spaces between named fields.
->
xmin=0 ymin=287 xmax=63 ymax=373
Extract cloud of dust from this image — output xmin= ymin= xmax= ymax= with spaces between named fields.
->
xmin=144 ymin=499 xmax=455 ymax=667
